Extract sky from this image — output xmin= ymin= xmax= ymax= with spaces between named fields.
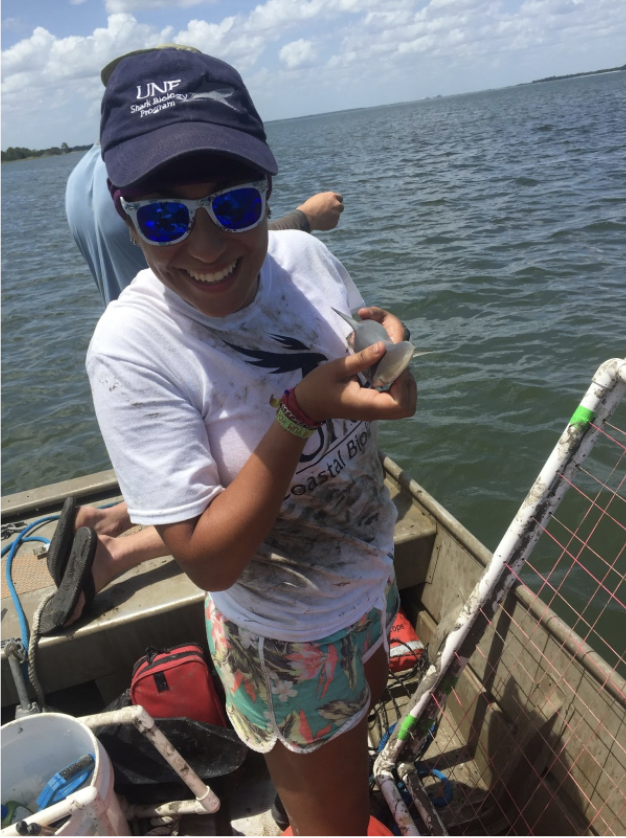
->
xmin=2 ymin=0 xmax=625 ymax=150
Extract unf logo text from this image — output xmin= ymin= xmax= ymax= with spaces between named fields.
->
xmin=136 ymin=80 xmax=182 ymax=99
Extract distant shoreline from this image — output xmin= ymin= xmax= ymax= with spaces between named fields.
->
xmin=1 ymin=145 xmax=91 ymax=164
xmin=527 ymin=65 xmax=626 ymax=85
xmin=270 ymin=65 xmax=626 ymax=124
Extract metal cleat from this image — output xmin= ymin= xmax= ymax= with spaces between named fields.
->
xmin=2 ymin=638 xmax=42 ymax=718
xmin=1 ymin=521 xmax=27 ymax=539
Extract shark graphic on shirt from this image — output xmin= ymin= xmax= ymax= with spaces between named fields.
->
xmin=224 ymin=335 xmax=328 ymax=377
xmin=223 ymin=334 xmax=373 ymax=472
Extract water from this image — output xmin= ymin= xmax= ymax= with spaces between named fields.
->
xmin=2 ymin=72 xmax=625 ymax=663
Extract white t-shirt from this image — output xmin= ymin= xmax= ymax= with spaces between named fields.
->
xmin=87 ymin=231 xmax=397 ymax=641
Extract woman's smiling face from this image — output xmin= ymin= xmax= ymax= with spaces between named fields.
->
xmin=130 ymin=179 xmax=269 ymax=318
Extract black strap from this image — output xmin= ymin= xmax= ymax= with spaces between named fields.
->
xmin=153 ymin=671 xmax=169 ymax=692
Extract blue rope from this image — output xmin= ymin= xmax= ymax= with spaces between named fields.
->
xmin=4 ymin=516 xmax=58 ymax=651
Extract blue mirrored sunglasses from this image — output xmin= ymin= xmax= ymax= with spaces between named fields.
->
xmin=121 ymin=179 xmax=268 ymax=246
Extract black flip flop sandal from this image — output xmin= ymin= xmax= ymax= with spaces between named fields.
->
xmin=47 ymin=496 xmax=78 ymax=586
xmin=39 ymin=527 xmax=97 ymax=635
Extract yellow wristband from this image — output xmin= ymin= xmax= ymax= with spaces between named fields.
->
xmin=275 ymin=404 xmax=316 ymax=439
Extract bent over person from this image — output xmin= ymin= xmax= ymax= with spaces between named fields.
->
xmin=49 ymin=46 xmax=417 ymax=835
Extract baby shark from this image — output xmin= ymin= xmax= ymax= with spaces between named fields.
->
xmin=333 ymin=309 xmax=428 ymax=389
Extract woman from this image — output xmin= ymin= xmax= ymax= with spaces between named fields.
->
xmin=89 ymin=46 xmax=417 ymax=835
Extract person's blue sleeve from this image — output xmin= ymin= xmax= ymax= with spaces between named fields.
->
xmin=65 ymin=145 xmax=147 ymax=305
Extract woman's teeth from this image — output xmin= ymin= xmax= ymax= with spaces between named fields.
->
xmin=188 ymin=261 xmax=238 ymax=284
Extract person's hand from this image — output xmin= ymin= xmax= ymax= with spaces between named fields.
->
xmin=295 ymin=343 xmax=417 ymax=423
xmin=357 ymin=306 xmax=409 ymax=343
xmin=297 ymin=192 xmax=344 ymax=231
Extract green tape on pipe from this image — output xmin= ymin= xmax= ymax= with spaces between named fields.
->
xmin=397 ymin=715 xmax=417 ymax=741
xmin=569 ymin=405 xmax=595 ymax=429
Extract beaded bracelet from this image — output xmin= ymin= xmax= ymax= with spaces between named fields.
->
xmin=270 ymin=389 xmax=323 ymax=439
xmin=274 ymin=403 xmax=317 ymax=439
xmin=281 ymin=388 xmax=323 ymax=428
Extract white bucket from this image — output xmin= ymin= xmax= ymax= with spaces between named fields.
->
xmin=1 ymin=712 xmax=128 ymax=835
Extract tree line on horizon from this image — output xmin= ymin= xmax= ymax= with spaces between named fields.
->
xmin=2 ymin=142 xmax=92 ymax=163
xmin=531 ymin=64 xmax=626 ymax=84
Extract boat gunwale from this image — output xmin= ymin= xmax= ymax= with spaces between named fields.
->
xmin=1 ymin=469 xmax=119 ymax=519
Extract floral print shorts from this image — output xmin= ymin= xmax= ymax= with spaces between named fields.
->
xmin=205 ymin=579 xmax=399 ymax=754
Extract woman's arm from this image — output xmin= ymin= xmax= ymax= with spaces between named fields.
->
xmin=157 ymin=341 xmax=416 ymax=591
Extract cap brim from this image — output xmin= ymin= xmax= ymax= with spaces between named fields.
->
xmin=103 ymin=121 xmax=278 ymax=189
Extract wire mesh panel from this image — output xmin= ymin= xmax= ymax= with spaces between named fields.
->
xmin=373 ymin=361 xmax=626 ymax=836
xmin=410 ymin=413 xmax=626 ymax=834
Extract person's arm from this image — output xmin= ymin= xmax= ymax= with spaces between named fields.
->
xmin=268 ymin=192 xmax=344 ymax=234
xmin=157 ymin=342 xmax=416 ymax=592
xmin=268 ymin=208 xmax=311 ymax=233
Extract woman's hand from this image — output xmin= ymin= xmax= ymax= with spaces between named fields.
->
xmin=357 ymin=306 xmax=408 ymax=343
xmin=296 ymin=342 xmax=417 ymax=424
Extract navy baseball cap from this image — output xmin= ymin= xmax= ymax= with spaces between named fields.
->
xmin=100 ymin=47 xmax=278 ymax=189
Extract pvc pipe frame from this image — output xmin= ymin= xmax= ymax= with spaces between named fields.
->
xmin=0 ymin=786 xmax=115 ymax=836
xmin=396 ymin=764 xmax=447 ymax=836
xmin=125 ymin=799 xmax=215 ymax=819
xmin=374 ymin=357 xmax=626 ymax=834
xmin=79 ymin=705 xmax=221 ymax=815
xmin=376 ymin=766 xmax=421 ymax=836
xmin=0 ymin=702 xmax=220 ymax=835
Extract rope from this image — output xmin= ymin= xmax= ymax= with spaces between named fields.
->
xmin=28 ymin=591 xmax=56 ymax=711
xmin=144 ymin=816 xmax=181 ymax=835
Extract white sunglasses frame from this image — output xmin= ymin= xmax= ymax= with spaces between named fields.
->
xmin=120 ymin=179 xmax=268 ymax=247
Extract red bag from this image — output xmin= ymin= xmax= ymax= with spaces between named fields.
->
xmin=130 ymin=643 xmax=228 ymax=727
xmin=389 ymin=610 xmax=425 ymax=673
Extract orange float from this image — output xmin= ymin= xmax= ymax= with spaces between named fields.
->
xmin=389 ymin=608 xmax=425 ymax=673
xmin=282 ymin=814 xmax=393 ymax=835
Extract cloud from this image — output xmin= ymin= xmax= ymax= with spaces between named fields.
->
xmin=1 ymin=17 xmax=21 ymax=31
xmin=1 ymin=14 xmax=172 ymax=83
xmin=328 ymin=0 xmax=626 ymax=70
xmin=173 ymin=17 xmax=269 ymax=69
xmin=279 ymin=38 xmax=318 ymax=69
xmin=2 ymin=0 xmax=625 ymax=148
xmin=1 ymin=13 xmax=175 ymax=148
xmin=105 ymin=0 xmax=214 ymax=11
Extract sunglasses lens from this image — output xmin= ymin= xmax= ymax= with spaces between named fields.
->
xmin=212 ymin=187 xmax=263 ymax=231
xmin=136 ymin=202 xmax=190 ymax=244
